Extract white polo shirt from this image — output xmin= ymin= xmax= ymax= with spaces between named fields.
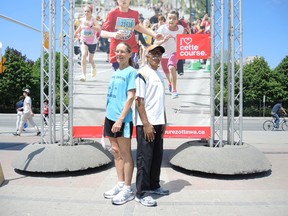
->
xmin=135 ymin=65 xmax=165 ymax=126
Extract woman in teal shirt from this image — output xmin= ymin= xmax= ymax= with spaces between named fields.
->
xmin=103 ymin=42 xmax=136 ymax=205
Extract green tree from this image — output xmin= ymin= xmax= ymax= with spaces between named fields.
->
xmin=272 ymin=56 xmax=288 ymax=104
xmin=32 ymin=52 xmax=67 ymax=113
xmin=242 ymin=57 xmax=279 ymax=116
xmin=0 ymin=47 xmax=39 ymax=112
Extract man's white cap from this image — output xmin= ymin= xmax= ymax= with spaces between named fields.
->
xmin=23 ymin=89 xmax=30 ymax=94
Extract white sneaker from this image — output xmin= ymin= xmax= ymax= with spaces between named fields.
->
xmin=80 ymin=75 xmax=86 ymax=82
xmin=135 ymin=195 xmax=157 ymax=207
xmin=103 ymin=184 xmax=123 ymax=199
xmin=91 ymin=67 xmax=96 ymax=77
xmin=112 ymin=189 xmax=135 ymax=205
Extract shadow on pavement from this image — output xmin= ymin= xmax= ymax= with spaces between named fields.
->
xmin=0 ymin=142 xmax=28 ymax=151
xmin=13 ymin=162 xmax=114 ymax=178
xmin=170 ymin=165 xmax=272 ymax=180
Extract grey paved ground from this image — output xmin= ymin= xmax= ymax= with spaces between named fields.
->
xmin=0 ymin=130 xmax=288 ymax=216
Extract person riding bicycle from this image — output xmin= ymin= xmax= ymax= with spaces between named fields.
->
xmin=271 ymin=100 xmax=287 ymax=128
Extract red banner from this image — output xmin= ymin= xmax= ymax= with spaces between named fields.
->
xmin=176 ymin=34 xmax=211 ymax=60
xmin=73 ymin=126 xmax=210 ymax=139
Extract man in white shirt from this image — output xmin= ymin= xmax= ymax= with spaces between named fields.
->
xmin=134 ymin=45 xmax=169 ymax=207
xmin=13 ymin=89 xmax=40 ymax=136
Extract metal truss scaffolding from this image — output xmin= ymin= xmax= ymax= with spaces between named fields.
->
xmin=40 ymin=0 xmax=242 ymax=147
xmin=227 ymin=0 xmax=243 ymax=145
xmin=41 ymin=0 xmax=57 ymax=144
xmin=41 ymin=0 xmax=74 ymax=145
xmin=59 ymin=0 xmax=74 ymax=145
xmin=210 ymin=0 xmax=243 ymax=147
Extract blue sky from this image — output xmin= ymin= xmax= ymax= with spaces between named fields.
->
xmin=0 ymin=0 xmax=287 ymax=69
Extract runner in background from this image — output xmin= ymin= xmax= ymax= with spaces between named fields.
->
xmin=74 ymin=4 xmax=101 ymax=81
xmin=149 ymin=7 xmax=160 ymax=25
xmin=151 ymin=15 xmax=166 ymax=32
xmin=74 ymin=12 xmax=83 ymax=65
xmin=100 ymin=0 xmax=161 ymax=71
xmin=154 ymin=10 xmax=184 ymax=99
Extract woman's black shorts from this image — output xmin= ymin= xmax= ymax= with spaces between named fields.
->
xmin=104 ymin=117 xmax=133 ymax=138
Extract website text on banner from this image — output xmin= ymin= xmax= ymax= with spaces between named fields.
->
xmin=176 ymin=34 xmax=211 ymax=59
xmin=73 ymin=126 xmax=211 ymax=139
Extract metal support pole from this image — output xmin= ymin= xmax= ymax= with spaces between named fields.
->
xmin=41 ymin=0 xmax=57 ymax=144
xmin=211 ymin=0 xmax=242 ymax=147
xmin=41 ymin=0 xmax=74 ymax=145
xmin=210 ymin=0 xmax=224 ymax=147
xmin=227 ymin=0 xmax=243 ymax=145
xmin=59 ymin=0 xmax=74 ymax=145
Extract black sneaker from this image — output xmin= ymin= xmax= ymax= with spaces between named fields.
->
xmin=36 ymin=131 xmax=41 ymax=136
xmin=13 ymin=132 xmax=20 ymax=136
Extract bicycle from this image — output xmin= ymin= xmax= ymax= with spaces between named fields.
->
xmin=263 ymin=115 xmax=288 ymax=131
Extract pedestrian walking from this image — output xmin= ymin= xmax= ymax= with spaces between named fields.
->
xmin=15 ymin=96 xmax=26 ymax=132
xmin=13 ymin=89 xmax=40 ymax=136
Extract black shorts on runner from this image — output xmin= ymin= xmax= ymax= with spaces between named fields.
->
xmin=83 ymin=42 xmax=97 ymax=54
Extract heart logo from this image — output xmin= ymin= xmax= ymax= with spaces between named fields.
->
xmin=183 ymin=38 xmax=192 ymax=45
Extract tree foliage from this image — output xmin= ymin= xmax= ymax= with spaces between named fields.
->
xmin=242 ymin=57 xmax=272 ymax=115
xmin=243 ymin=56 xmax=288 ymax=116
xmin=272 ymin=56 xmax=288 ymax=103
xmin=213 ymin=56 xmax=288 ymax=116
xmin=0 ymin=47 xmax=66 ymax=113
xmin=0 ymin=47 xmax=39 ymax=112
